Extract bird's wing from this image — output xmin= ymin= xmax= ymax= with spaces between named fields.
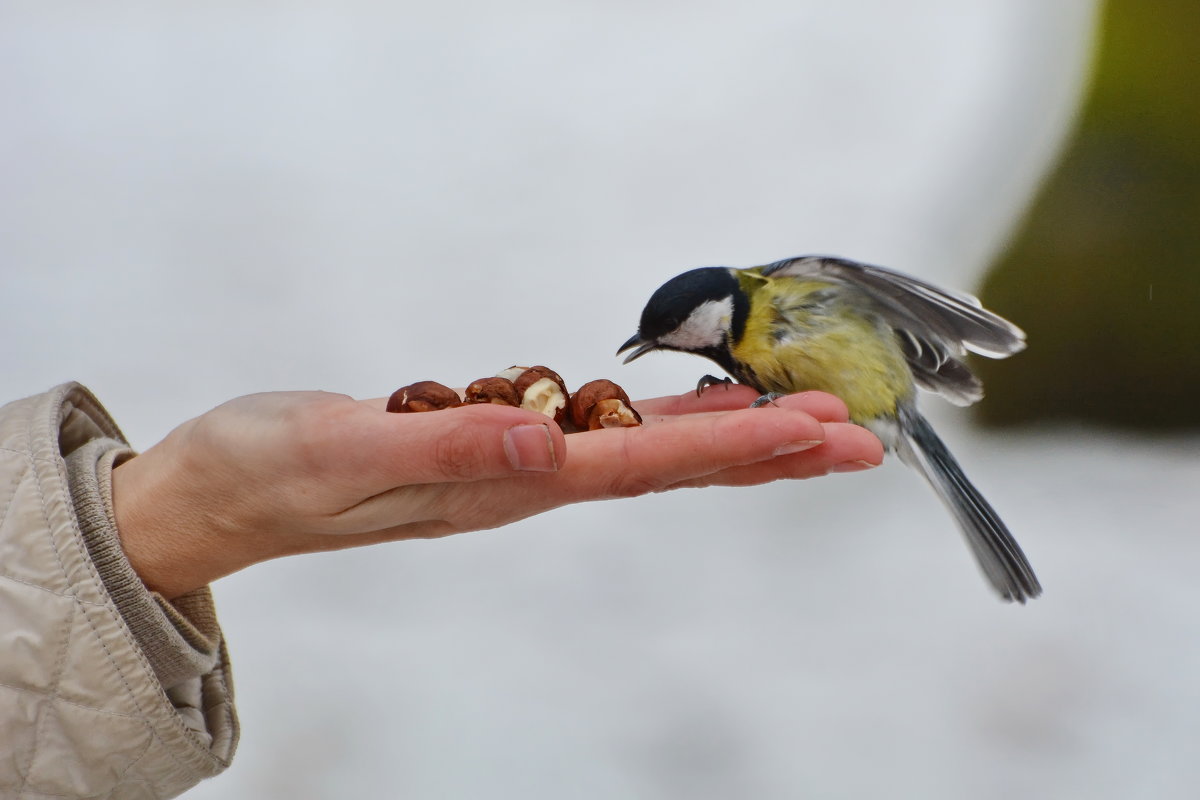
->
xmin=760 ymin=255 xmax=1026 ymax=406
xmin=761 ymin=256 xmax=1025 ymax=357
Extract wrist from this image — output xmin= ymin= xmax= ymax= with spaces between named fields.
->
xmin=110 ymin=428 xmax=262 ymax=599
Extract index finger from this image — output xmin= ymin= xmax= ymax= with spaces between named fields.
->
xmin=635 ymin=388 xmax=851 ymax=423
xmin=550 ymin=403 xmax=828 ymax=501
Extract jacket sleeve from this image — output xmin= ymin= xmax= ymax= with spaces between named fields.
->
xmin=0 ymin=383 xmax=238 ymax=799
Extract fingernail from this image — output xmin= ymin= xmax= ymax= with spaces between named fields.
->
xmin=504 ymin=424 xmax=559 ymax=472
xmin=773 ymin=440 xmax=823 ymax=457
xmin=830 ymin=459 xmax=880 ymax=473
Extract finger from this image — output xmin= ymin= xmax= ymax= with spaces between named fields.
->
xmin=553 ymin=403 xmax=828 ymax=500
xmin=633 ymin=384 xmax=762 ymax=415
xmin=323 ymin=409 xmax=872 ymax=538
xmin=636 ymin=389 xmax=850 ymax=423
xmin=662 ymin=422 xmax=884 ymax=489
xmin=360 ymin=396 xmax=391 ymax=412
xmin=342 ymin=402 xmax=569 ymax=489
xmin=328 ymin=402 xmax=830 ymax=534
xmin=769 ymin=392 xmax=850 ymax=423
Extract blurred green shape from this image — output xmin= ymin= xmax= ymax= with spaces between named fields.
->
xmin=978 ymin=0 xmax=1200 ymax=430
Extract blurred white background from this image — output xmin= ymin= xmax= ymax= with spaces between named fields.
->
xmin=7 ymin=1 xmax=1200 ymax=798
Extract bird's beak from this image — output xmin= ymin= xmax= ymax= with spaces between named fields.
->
xmin=617 ymin=333 xmax=658 ymax=364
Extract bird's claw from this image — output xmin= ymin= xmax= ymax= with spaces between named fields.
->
xmin=750 ymin=392 xmax=786 ymax=408
xmin=695 ymin=374 xmax=734 ymax=396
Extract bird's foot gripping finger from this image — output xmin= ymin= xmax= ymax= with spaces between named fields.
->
xmin=750 ymin=392 xmax=786 ymax=408
xmin=695 ymin=374 xmax=734 ymax=396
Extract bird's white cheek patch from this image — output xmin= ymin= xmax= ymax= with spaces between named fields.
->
xmin=659 ymin=297 xmax=734 ymax=350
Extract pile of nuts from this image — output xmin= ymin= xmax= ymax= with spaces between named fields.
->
xmin=386 ymin=366 xmax=642 ymax=433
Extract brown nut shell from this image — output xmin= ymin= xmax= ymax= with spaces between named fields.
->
xmin=387 ymin=381 xmax=462 ymax=413
xmin=463 ymin=377 xmax=521 ymax=406
xmin=569 ymin=379 xmax=633 ymax=429
xmin=514 ymin=366 xmax=569 ymax=422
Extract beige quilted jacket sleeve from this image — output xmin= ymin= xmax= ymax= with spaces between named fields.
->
xmin=0 ymin=383 xmax=238 ymax=799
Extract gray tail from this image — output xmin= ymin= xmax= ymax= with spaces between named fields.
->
xmin=895 ymin=408 xmax=1042 ymax=603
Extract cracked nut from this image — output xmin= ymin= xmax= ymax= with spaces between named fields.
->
xmin=387 ymin=381 xmax=462 ymax=413
xmin=513 ymin=366 xmax=569 ymax=423
xmin=494 ymin=365 xmax=531 ymax=383
xmin=463 ymin=377 xmax=520 ymax=406
xmin=588 ymin=398 xmax=643 ymax=429
xmin=569 ymin=379 xmax=642 ymax=430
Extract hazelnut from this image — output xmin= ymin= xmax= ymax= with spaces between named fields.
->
xmin=387 ymin=381 xmax=462 ymax=413
xmin=463 ymin=377 xmax=520 ymax=406
xmin=588 ymin=397 xmax=643 ymax=430
xmin=494 ymin=365 xmax=531 ymax=382
xmin=513 ymin=366 xmax=569 ymax=423
xmin=569 ymin=379 xmax=642 ymax=430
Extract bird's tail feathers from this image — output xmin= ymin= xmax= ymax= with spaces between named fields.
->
xmin=893 ymin=408 xmax=1042 ymax=603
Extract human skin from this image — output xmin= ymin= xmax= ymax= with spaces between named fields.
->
xmin=111 ymin=385 xmax=882 ymax=598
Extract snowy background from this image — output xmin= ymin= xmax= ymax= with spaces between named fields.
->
xmin=6 ymin=2 xmax=1200 ymax=798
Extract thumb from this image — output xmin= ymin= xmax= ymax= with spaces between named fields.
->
xmin=361 ymin=403 xmax=566 ymax=485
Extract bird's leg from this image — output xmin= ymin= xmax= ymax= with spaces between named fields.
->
xmin=750 ymin=392 xmax=786 ymax=408
xmin=695 ymin=374 xmax=734 ymax=396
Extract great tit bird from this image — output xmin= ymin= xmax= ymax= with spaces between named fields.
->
xmin=618 ymin=255 xmax=1041 ymax=603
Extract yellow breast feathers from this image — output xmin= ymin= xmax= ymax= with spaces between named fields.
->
xmin=731 ymin=274 xmax=915 ymax=422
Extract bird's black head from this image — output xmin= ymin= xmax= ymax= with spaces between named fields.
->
xmin=617 ymin=267 xmax=747 ymax=371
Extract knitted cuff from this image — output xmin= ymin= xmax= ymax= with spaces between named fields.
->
xmin=65 ymin=437 xmax=222 ymax=690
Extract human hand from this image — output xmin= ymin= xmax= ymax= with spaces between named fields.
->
xmin=111 ymin=385 xmax=882 ymax=598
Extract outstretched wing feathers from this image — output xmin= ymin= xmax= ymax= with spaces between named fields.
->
xmin=761 ymin=255 xmax=1026 ymax=359
xmin=897 ymin=327 xmax=984 ymax=406
xmin=761 ymin=255 xmax=1024 ymax=406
